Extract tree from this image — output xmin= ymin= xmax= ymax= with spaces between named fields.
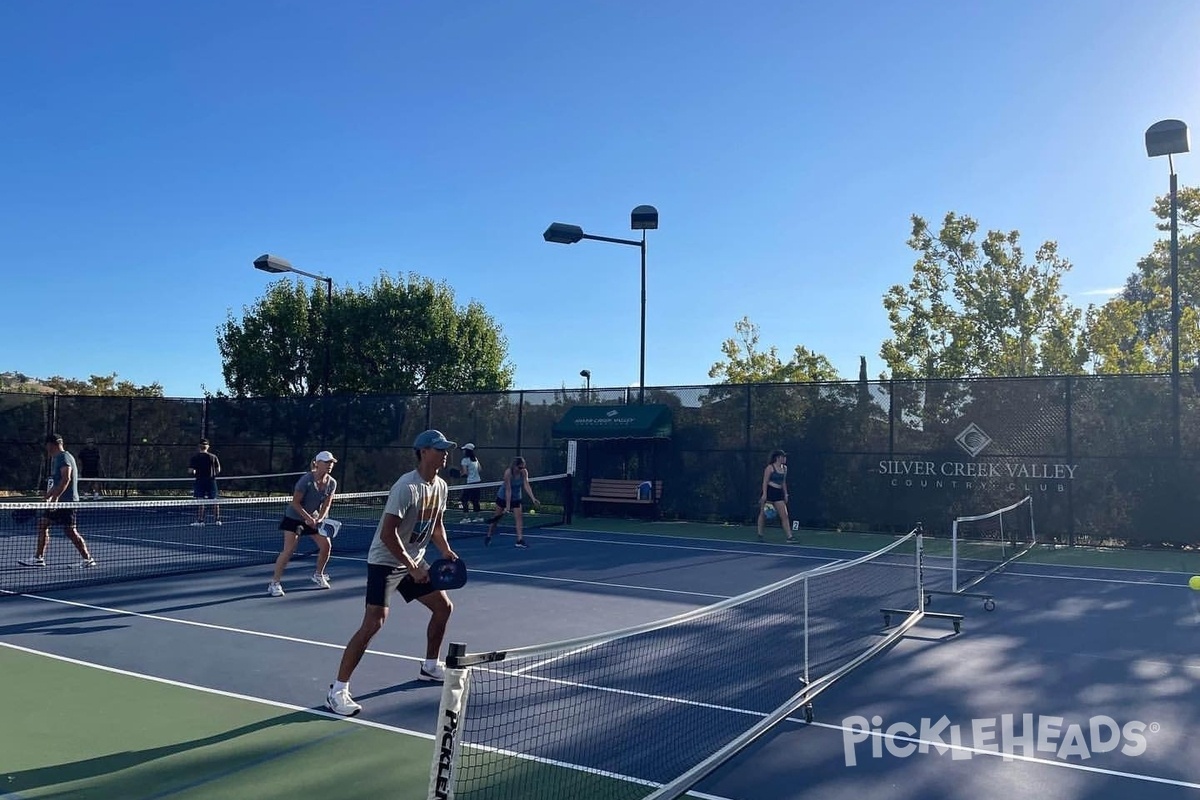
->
xmin=708 ymin=317 xmax=840 ymax=383
xmin=1085 ymin=186 xmax=1200 ymax=373
xmin=219 ymin=271 xmax=514 ymax=397
xmin=880 ymin=212 xmax=1087 ymax=379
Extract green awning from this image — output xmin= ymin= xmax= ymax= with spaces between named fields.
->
xmin=552 ymin=404 xmax=673 ymax=440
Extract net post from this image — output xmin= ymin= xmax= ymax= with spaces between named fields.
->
xmin=802 ymin=577 xmax=810 ymax=684
xmin=427 ymin=642 xmax=471 ymax=800
xmin=999 ymin=509 xmax=1007 ymax=561
xmin=563 ymin=472 xmax=574 ymax=524
xmin=1029 ymin=494 xmax=1036 ymax=545
xmin=916 ymin=524 xmax=925 ymax=613
xmin=951 ymin=519 xmax=959 ymax=593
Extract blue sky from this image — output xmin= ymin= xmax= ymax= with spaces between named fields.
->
xmin=3 ymin=1 xmax=1198 ymax=398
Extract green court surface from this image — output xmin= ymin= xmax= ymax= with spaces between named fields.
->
xmin=567 ymin=517 xmax=1200 ymax=574
xmin=0 ymin=645 xmax=640 ymax=800
xmin=0 ymin=645 xmax=433 ymax=800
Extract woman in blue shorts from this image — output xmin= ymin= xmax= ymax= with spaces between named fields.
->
xmin=268 ymin=451 xmax=338 ymax=596
xmin=484 ymin=456 xmax=539 ymax=548
xmin=757 ymin=449 xmax=793 ymax=543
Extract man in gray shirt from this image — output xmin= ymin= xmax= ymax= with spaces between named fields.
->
xmin=19 ymin=433 xmax=96 ymax=568
xmin=325 ymin=429 xmax=460 ymax=716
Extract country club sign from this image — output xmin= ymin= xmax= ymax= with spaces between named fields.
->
xmin=877 ymin=423 xmax=1078 ymax=493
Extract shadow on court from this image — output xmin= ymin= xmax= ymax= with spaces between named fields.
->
xmin=5 ymin=712 xmax=352 ymax=799
xmin=0 ymin=612 xmax=132 ymax=637
xmin=695 ymin=569 xmax=1200 ymax=800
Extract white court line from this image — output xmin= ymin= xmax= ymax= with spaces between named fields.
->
xmin=0 ymin=639 xmax=429 ymax=737
xmin=0 ymin=640 xmax=734 ymax=800
xmin=526 ymin=530 xmax=837 ymax=561
xmin=990 ymin=568 xmax=1188 ymax=589
xmin=559 ymin=527 xmax=1197 ymax=585
xmin=539 ymin=539 xmax=1196 ymax=590
xmin=85 ymin=527 xmax=1195 ymax=590
xmin=2 ymin=589 xmax=799 ymax=721
xmin=8 ymin=620 xmax=1194 ymax=794
xmin=0 ymin=590 xmax=421 ymax=662
xmin=460 ymin=567 xmax=733 ymax=600
xmin=804 ymin=719 xmax=1200 ymax=790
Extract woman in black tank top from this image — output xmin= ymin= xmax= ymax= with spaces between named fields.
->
xmin=757 ymin=449 xmax=793 ymax=542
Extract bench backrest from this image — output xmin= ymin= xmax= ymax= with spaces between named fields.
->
xmin=588 ymin=478 xmax=663 ymax=499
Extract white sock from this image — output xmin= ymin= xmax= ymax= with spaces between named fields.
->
xmin=423 ymin=659 xmax=437 ymax=670
xmin=332 ymin=680 xmax=347 ymax=693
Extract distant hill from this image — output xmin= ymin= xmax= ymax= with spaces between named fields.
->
xmin=0 ymin=372 xmax=162 ymax=396
xmin=0 ymin=372 xmax=55 ymax=394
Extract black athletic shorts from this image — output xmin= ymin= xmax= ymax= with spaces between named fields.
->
xmin=43 ymin=508 xmax=76 ymax=527
xmin=193 ymin=480 xmax=219 ymax=500
xmin=278 ymin=516 xmax=318 ymax=536
xmin=366 ymin=561 xmax=432 ymax=607
xmin=765 ymin=486 xmax=785 ymax=503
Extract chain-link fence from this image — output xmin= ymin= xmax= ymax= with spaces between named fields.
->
xmin=2 ymin=375 xmax=1197 ymax=547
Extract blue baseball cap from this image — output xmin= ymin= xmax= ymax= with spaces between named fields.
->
xmin=413 ymin=429 xmax=456 ymax=450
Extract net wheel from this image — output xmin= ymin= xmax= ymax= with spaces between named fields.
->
xmin=983 ymin=598 xmax=996 ymax=612
xmin=924 ymin=593 xmax=933 ymax=607
xmin=804 ymin=704 xmax=814 ymax=724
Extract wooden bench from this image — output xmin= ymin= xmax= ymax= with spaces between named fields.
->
xmin=580 ymin=479 xmax=663 ymax=514
xmin=880 ymin=607 xmax=965 ymax=634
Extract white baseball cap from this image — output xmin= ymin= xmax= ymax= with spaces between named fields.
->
xmin=313 ymin=451 xmax=337 ymax=463
xmin=462 ymin=443 xmax=476 ymax=451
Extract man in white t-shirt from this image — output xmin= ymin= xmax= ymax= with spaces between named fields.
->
xmin=325 ymin=429 xmax=460 ymax=716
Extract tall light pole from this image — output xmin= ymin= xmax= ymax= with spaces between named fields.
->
xmin=580 ymin=368 xmax=591 ymax=400
xmin=544 ymin=205 xmax=658 ymax=404
xmin=254 ymin=254 xmax=334 ymax=442
xmin=1145 ymin=120 xmax=1190 ymax=457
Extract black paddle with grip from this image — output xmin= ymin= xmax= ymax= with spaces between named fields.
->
xmin=398 ymin=558 xmax=468 ymax=603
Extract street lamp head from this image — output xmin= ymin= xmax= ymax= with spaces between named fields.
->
xmin=543 ymin=223 xmax=585 ymax=244
xmin=253 ymin=253 xmax=294 ymax=274
xmin=580 ymin=369 xmax=591 ymax=379
xmin=630 ymin=205 xmax=658 ymax=231
xmin=1146 ymin=120 xmax=1190 ymax=158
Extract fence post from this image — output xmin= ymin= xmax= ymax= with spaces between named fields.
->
xmin=124 ymin=396 xmax=134 ymax=485
xmin=516 ymin=391 xmax=525 ymax=454
xmin=1065 ymin=376 xmax=1075 ymax=547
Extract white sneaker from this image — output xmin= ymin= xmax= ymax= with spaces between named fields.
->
xmin=18 ymin=556 xmax=46 ymax=568
xmin=268 ymin=582 xmax=285 ymax=597
xmin=71 ymin=558 xmax=97 ymax=569
xmin=215 ymin=520 xmax=223 ymax=526
xmin=191 ymin=521 xmax=204 ymax=527
xmin=419 ymin=662 xmax=445 ymax=682
xmin=311 ymin=573 xmax=331 ymax=589
xmin=325 ymin=684 xmax=361 ymax=716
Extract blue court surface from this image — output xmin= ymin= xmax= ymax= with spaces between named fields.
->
xmin=2 ymin=523 xmax=1199 ymax=799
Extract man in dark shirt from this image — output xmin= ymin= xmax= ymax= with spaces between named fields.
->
xmin=188 ymin=439 xmax=222 ymax=526
xmin=79 ymin=438 xmax=103 ymax=499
